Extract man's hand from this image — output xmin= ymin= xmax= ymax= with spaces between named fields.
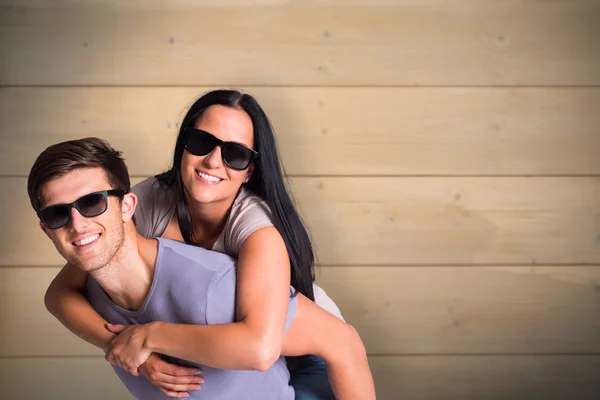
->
xmin=138 ymin=354 xmax=204 ymax=398
xmin=105 ymin=323 xmax=153 ymax=375
xmin=105 ymin=323 xmax=204 ymax=397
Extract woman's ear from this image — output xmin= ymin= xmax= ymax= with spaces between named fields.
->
xmin=245 ymin=164 xmax=255 ymax=183
xmin=121 ymin=192 xmax=138 ymax=222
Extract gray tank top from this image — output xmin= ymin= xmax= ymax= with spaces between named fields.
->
xmin=85 ymin=238 xmax=297 ymax=400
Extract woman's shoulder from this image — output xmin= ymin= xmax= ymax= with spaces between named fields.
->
xmin=131 ymin=176 xmax=157 ymax=198
xmin=216 ymin=188 xmax=274 ymax=256
xmin=132 ymin=176 xmax=175 ymax=206
xmin=131 ymin=175 xmax=176 ymax=238
xmin=231 ymin=187 xmax=272 ymax=218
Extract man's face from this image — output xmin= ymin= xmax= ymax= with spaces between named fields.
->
xmin=39 ymin=167 xmax=126 ymax=273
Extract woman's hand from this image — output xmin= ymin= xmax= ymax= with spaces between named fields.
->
xmin=138 ymin=353 xmax=204 ymax=398
xmin=105 ymin=323 xmax=204 ymax=397
xmin=105 ymin=323 xmax=153 ymax=375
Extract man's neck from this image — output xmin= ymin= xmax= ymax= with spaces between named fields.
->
xmin=89 ymin=228 xmax=158 ymax=311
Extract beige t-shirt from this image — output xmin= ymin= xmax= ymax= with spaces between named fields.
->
xmin=132 ymin=177 xmax=344 ymax=321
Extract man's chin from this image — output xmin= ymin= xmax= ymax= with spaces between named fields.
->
xmin=66 ymin=257 xmax=101 ymax=273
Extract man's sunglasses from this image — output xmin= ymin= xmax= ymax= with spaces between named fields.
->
xmin=184 ymin=127 xmax=259 ymax=171
xmin=37 ymin=189 xmax=126 ymax=230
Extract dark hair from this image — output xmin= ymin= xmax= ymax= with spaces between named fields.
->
xmin=157 ymin=89 xmax=316 ymax=301
xmin=27 ymin=137 xmax=131 ymax=212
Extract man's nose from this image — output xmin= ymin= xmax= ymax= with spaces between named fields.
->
xmin=68 ymin=207 xmax=89 ymax=231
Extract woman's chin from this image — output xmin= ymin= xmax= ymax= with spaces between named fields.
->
xmin=189 ymin=190 xmax=233 ymax=206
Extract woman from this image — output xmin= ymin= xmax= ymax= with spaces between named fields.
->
xmin=45 ymin=89 xmax=372 ymax=399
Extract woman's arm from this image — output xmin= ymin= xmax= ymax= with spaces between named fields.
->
xmin=44 ymin=263 xmax=115 ymax=351
xmin=122 ymin=295 xmax=376 ymax=400
xmin=136 ymin=226 xmax=291 ymax=371
xmin=108 ymin=226 xmax=375 ymax=398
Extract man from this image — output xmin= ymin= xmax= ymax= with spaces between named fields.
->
xmin=28 ymin=137 xmax=375 ymax=399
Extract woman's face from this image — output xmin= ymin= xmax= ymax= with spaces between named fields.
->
xmin=181 ymin=104 xmax=255 ymax=207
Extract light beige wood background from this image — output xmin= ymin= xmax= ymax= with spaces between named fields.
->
xmin=1 ymin=1 xmax=599 ymax=399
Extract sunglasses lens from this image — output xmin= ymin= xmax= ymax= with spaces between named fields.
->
xmin=186 ymin=130 xmax=217 ymax=156
xmin=222 ymin=143 xmax=253 ymax=170
xmin=77 ymin=193 xmax=108 ymax=217
xmin=41 ymin=206 xmax=70 ymax=229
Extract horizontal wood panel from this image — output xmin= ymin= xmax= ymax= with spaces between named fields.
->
xmin=2 ymin=87 xmax=599 ymax=176
xmin=3 ymin=177 xmax=599 ymax=266
xmin=3 ymin=266 xmax=600 ymax=356
xmin=1 ymin=355 xmax=599 ymax=400
xmin=0 ymin=358 xmax=132 ymax=400
xmin=0 ymin=1 xmax=467 ymax=7
xmin=1 ymin=2 xmax=598 ymax=85
xmin=368 ymin=355 xmax=600 ymax=400
xmin=318 ymin=266 xmax=600 ymax=354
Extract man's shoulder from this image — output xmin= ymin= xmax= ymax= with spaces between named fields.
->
xmin=158 ymin=238 xmax=236 ymax=272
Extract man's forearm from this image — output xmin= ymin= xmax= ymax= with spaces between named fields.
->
xmin=46 ymin=289 xmax=114 ymax=352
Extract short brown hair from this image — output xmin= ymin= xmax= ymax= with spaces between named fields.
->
xmin=27 ymin=137 xmax=131 ymax=212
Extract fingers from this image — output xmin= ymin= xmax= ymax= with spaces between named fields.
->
xmin=149 ymin=356 xmax=201 ymax=377
xmin=158 ymin=388 xmax=190 ymax=398
xmin=158 ymin=382 xmax=202 ymax=393
xmin=144 ymin=370 xmax=203 ymax=398
xmin=105 ymin=353 xmax=119 ymax=368
xmin=149 ymin=372 xmax=204 ymax=385
xmin=138 ymin=355 xmax=203 ymax=397
xmin=164 ymin=365 xmax=202 ymax=377
xmin=105 ymin=352 xmax=140 ymax=376
xmin=105 ymin=323 xmax=126 ymax=333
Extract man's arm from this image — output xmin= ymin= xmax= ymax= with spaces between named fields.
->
xmin=45 ymin=262 xmax=115 ymax=351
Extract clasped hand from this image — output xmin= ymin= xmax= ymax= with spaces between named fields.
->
xmin=105 ymin=323 xmax=203 ymax=398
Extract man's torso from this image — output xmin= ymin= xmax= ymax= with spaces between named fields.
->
xmin=85 ymin=238 xmax=296 ymax=400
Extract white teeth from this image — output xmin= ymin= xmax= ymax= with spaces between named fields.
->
xmin=197 ymin=171 xmax=222 ymax=182
xmin=74 ymin=234 xmax=100 ymax=247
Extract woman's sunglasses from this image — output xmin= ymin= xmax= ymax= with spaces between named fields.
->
xmin=37 ymin=189 xmax=126 ymax=230
xmin=184 ymin=127 xmax=259 ymax=171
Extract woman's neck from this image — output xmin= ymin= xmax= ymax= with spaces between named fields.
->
xmin=186 ymin=194 xmax=236 ymax=247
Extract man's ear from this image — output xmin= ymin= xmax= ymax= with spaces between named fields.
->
xmin=39 ymin=221 xmax=51 ymax=239
xmin=121 ymin=192 xmax=138 ymax=223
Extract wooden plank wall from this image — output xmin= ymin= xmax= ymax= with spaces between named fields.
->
xmin=1 ymin=1 xmax=599 ymax=399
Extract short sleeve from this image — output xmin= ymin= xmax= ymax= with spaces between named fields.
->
xmin=206 ymin=263 xmax=298 ymax=334
xmin=215 ymin=188 xmax=274 ymax=256
xmin=131 ymin=177 xmax=175 ymax=239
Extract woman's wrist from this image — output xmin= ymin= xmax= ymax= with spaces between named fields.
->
xmin=144 ymin=321 xmax=163 ymax=353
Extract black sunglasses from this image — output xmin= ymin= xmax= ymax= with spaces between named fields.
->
xmin=37 ymin=189 xmax=126 ymax=230
xmin=184 ymin=127 xmax=259 ymax=171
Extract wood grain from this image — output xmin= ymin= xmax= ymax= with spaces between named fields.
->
xmin=2 ymin=2 xmax=598 ymax=85
xmin=1 ymin=87 xmax=598 ymax=176
xmin=4 ymin=177 xmax=599 ymax=266
xmin=1 ymin=355 xmax=599 ymax=400
xmin=2 ymin=266 xmax=599 ymax=357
